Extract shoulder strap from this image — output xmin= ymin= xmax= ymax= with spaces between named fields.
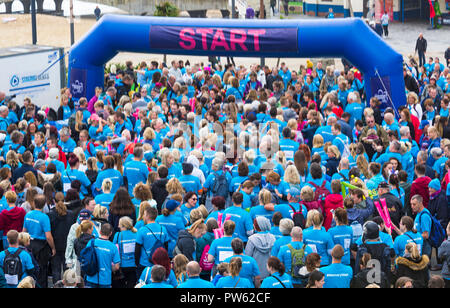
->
xmin=270 ymin=274 xmax=286 ymax=288
xmin=287 ymin=204 xmax=298 ymax=214
xmin=308 ymin=181 xmax=319 ymax=189
xmin=404 ymin=232 xmax=417 ymax=245
xmin=233 ymin=278 xmax=241 ymax=288
xmin=338 ymin=172 xmax=348 ymax=181
xmin=321 ymin=180 xmax=327 ymax=188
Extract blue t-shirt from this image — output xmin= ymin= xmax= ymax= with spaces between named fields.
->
xmin=303 ymin=228 xmax=334 ymax=266
xmin=95 ymin=169 xmax=123 ymax=195
xmin=58 ymin=138 xmax=77 ymax=154
xmin=94 ymin=193 xmax=114 ymax=211
xmin=393 ymin=231 xmax=424 ymax=257
xmin=327 ymin=225 xmax=354 ymax=265
xmin=208 ymin=236 xmax=234 ymax=265
xmin=155 ymin=214 xmax=185 ymax=258
xmin=271 ymin=235 xmax=292 ymax=257
xmin=135 ymin=222 xmax=169 ymax=267
xmin=179 ymin=174 xmax=202 ymax=194
xmin=320 ymin=263 xmax=353 ymax=288
xmin=138 ymin=266 xmax=178 ymax=287
xmin=113 ymin=230 xmax=137 ymax=268
xmin=223 ymin=206 xmax=253 ymax=242
xmin=123 ymin=160 xmax=150 ymax=196
xmin=177 ymin=276 xmax=215 ymax=288
xmin=85 ymin=238 xmax=121 ymax=286
xmin=216 ymin=275 xmax=253 ymax=288
xmin=23 ymin=210 xmax=51 ymax=240
xmin=260 ymin=272 xmax=294 ymax=288
xmin=224 ymin=254 xmax=260 ymax=287
xmin=414 ymin=209 xmax=432 ymax=237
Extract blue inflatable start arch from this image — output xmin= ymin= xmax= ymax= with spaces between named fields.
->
xmin=68 ymin=15 xmax=406 ymax=110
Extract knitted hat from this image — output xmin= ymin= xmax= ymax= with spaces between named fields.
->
xmin=428 ymin=178 xmax=441 ymax=191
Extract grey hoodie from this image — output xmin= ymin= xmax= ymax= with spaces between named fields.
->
xmin=186 ymin=155 xmax=205 ymax=185
xmin=438 ymin=237 xmax=450 ymax=280
xmin=245 ymin=217 xmax=275 ymax=279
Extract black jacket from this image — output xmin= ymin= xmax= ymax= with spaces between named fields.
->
xmin=175 ymin=229 xmax=196 ymax=261
xmin=394 ymin=255 xmax=430 ymax=288
xmin=428 ymin=190 xmax=449 ymax=230
xmin=48 ymin=209 xmax=75 ymax=253
xmin=404 ymin=74 xmax=420 ymax=95
xmin=151 ymin=178 xmax=169 ymax=213
xmin=74 ymin=233 xmax=95 ymax=259
xmin=350 ymin=268 xmax=390 ymax=288
xmin=374 ymin=193 xmax=403 ymax=227
xmin=415 ymin=37 xmax=427 ymax=53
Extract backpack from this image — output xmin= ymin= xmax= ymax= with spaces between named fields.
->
xmin=211 ymin=172 xmax=229 ymax=199
xmin=79 ymin=239 xmax=99 ymax=277
xmin=308 ymin=180 xmax=330 ymax=204
xmin=419 ymin=211 xmax=446 ymax=248
xmin=267 ymin=187 xmax=282 ymax=204
xmin=355 ymin=242 xmax=393 ymax=279
xmin=288 ymin=204 xmax=306 ymax=229
xmin=288 ymin=243 xmax=307 ymax=279
xmin=350 ymin=220 xmax=363 ymax=243
xmin=145 ymin=225 xmax=167 ymax=262
xmin=4 ymin=248 xmax=23 ymax=285
xmin=199 ymin=244 xmax=214 ymax=272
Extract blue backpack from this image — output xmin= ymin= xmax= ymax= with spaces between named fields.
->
xmin=212 ymin=172 xmax=229 ymax=199
xmin=419 ymin=211 xmax=446 ymax=248
xmin=80 ymin=239 xmax=99 ymax=277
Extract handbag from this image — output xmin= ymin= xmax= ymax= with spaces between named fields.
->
xmin=134 ymin=267 xmax=150 ymax=288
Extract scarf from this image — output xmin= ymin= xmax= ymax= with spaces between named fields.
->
xmin=430 ymin=189 xmax=441 ymax=201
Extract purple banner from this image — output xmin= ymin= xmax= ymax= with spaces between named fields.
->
xmin=149 ymin=26 xmax=298 ymax=54
xmin=70 ymin=68 xmax=87 ymax=99
xmin=370 ymin=76 xmax=392 ymax=111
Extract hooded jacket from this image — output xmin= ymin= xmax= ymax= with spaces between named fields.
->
xmin=151 ymin=178 xmax=169 ymax=212
xmin=323 ymin=194 xmax=343 ymax=230
xmin=245 ymin=218 xmax=276 ymax=279
xmin=0 ymin=206 xmax=26 ymax=235
xmin=186 ymin=155 xmax=205 ymax=186
xmin=438 ymin=238 xmax=450 ymax=280
xmin=410 ymin=176 xmax=431 ymax=208
xmin=347 ymin=197 xmax=375 ymax=226
xmin=428 ymin=190 xmax=449 ymax=230
xmin=175 ymin=229 xmax=196 ymax=261
xmin=394 ymin=255 xmax=430 ymax=288
xmin=48 ymin=209 xmax=74 ymax=253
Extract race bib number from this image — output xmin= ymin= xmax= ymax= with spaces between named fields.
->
xmin=219 ymin=250 xmax=233 ymax=262
xmin=344 ymin=239 xmax=351 ymax=250
xmin=308 ymin=244 xmax=317 ymax=253
xmin=63 ymin=182 xmax=71 ymax=192
xmin=285 ymin=151 xmax=294 ymax=159
xmin=123 ymin=242 xmax=136 ymax=254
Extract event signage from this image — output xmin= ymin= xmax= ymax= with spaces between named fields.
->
xmin=149 ymin=25 xmax=298 ymax=54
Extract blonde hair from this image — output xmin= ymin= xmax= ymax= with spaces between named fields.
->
xmin=188 ymin=218 xmax=206 ymax=236
xmin=301 ymin=186 xmax=314 ymax=202
xmin=137 ymin=201 xmax=151 ymax=221
xmin=306 ymin=209 xmax=323 ymax=228
xmin=119 ymin=216 xmax=137 ymax=233
xmin=313 ymin=134 xmax=324 ymax=148
xmin=102 ymin=178 xmax=113 ymax=193
xmin=258 ymin=189 xmax=272 ymax=205
xmin=166 ymin=178 xmax=184 ymax=195
xmin=404 ymin=242 xmax=421 ymax=260
xmin=87 ymin=157 xmax=98 ymax=171
xmin=229 ymin=257 xmax=242 ymax=277
xmin=173 ymin=254 xmax=189 ymax=283
xmin=284 ymin=165 xmax=301 ymax=185
xmin=17 ymin=276 xmax=35 ymax=288
xmin=93 ymin=205 xmax=108 ymax=220
xmin=328 ymin=145 xmax=340 ymax=159
xmin=75 ymin=220 xmax=94 ymax=238
xmin=73 ymin=147 xmax=87 ymax=165
xmin=18 ymin=232 xmax=31 ymax=246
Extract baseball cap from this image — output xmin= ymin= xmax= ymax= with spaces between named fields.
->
xmin=165 ymin=200 xmax=180 ymax=212
xmin=90 ymin=114 xmax=100 ymax=122
xmin=419 ymin=120 xmax=430 ymax=130
xmin=79 ymin=209 xmax=91 ymax=221
xmin=363 ymin=221 xmax=380 ymax=241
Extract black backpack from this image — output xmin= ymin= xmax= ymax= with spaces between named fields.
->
xmin=211 ymin=172 xmax=229 ymax=200
xmin=4 ymin=248 xmax=24 ymax=284
xmin=288 ymin=204 xmax=306 ymax=228
xmin=355 ymin=242 xmax=394 ymax=280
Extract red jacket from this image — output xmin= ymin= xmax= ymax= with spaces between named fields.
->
xmin=0 ymin=206 xmax=26 ymax=235
xmin=323 ymin=194 xmax=344 ymax=230
xmin=410 ymin=176 xmax=432 ymax=208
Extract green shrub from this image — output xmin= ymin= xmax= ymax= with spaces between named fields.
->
xmin=154 ymin=2 xmax=179 ymax=17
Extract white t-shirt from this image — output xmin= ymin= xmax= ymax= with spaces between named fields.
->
xmin=381 ymin=14 xmax=389 ymax=26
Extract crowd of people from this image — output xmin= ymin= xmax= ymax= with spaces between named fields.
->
xmin=0 ymin=42 xmax=449 ymax=289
